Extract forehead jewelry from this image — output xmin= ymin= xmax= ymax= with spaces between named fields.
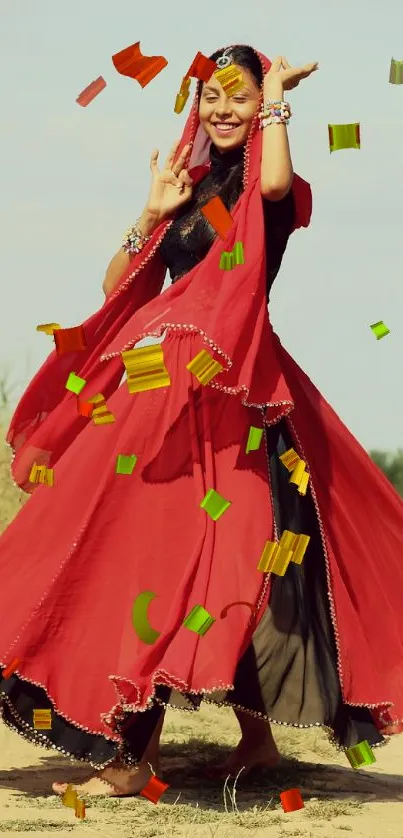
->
xmin=216 ymin=48 xmax=233 ymax=69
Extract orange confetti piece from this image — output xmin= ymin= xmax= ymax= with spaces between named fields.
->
xmin=54 ymin=326 xmax=87 ymax=355
xmin=77 ymin=400 xmax=95 ymax=418
xmin=140 ymin=775 xmax=169 ymax=804
xmin=280 ymin=788 xmax=304 ymax=812
xmin=76 ymin=76 xmax=106 ymax=107
xmin=112 ymin=41 xmax=168 ymax=88
xmin=2 ymin=657 xmax=21 ymax=679
xmin=75 ymin=798 xmax=86 ymax=819
xmin=185 ymin=51 xmax=216 ymax=82
xmin=201 ymin=196 xmax=234 ymax=240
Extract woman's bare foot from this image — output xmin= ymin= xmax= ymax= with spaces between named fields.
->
xmin=52 ymin=758 xmax=160 ymax=798
xmin=205 ymin=735 xmax=281 ymax=779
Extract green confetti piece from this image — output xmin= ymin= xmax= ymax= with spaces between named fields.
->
xmin=345 ymin=739 xmax=376 ymax=769
xmin=370 ymin=321 xmax=390 ymax=340
xmin=389 ymin=58 xmax=403 ymax=84
xmin=246 ymin=426 xmax=264 ymax=454
xmin=132 ymin=591 xmax=161 ymax=645
xmin=65 ymin=371 xmax=86 ymax=395
xmin=200 ymin=488 xmax=231 ymax=521
xmin=116 ymin=454 xmax=137 ymax=475
xmin=219 ymin=251 xmax=233 ymax=270
xmin=328 ymin=123 xmax=360 ymax=153
xmin=232 ymin=241 xmax=245 ymax=265
xmin=219 ymin=242 xmax=244 ymax=271
xmin=183 ymin=605 xmax=216 ymax=636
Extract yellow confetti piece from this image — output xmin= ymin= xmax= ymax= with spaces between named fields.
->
xmin=28 ymin=463 xmax=54 ymax=487
xmin=328 ymin=123 xmax=360 ymax=153
xmin=116 ymin=454 xmax=137 ymax=474
xmin=257 ymin=531 xmax=310 ymax=575
xmin=132 ymin=591 xmax=161 ymax=645
xmin=36 ymin=323 xmax=61 ymax=335
xmin=370 ymin=321 xmax=390 ymax=340
xmin=200 ymin=488 xmax=231 ymax=521
xmin=345 ymin=740 xmax=376 ymax=769
xmin=389 ymin=57 xmax=403 ymax=84
xmin=75 ymin=798 xmax=86 ymax=819
xmin=214 ymin=64 xmax=244 ymax=95
xmin=297 ymin=470 xmax=310 ymax=496
xmin=62 ymin=784 xmax=78 ymax=809
xmin=279 ymin=448 xmax=300 ymax=471
xmin=33 ymin=708 xmax=52 ymax=729
xmin=122 ymin=344 xmax=170 ymax=393
xmin=65 ymin=372 xmax=86 ymax=395
xmin=245 ymin=426 xmax=264 ymax=454
xmin=183 ymin=605 xmax=215 ymax=636
xmin=174 ymin=76 xmax=191 ymax=113
xmin=186 ymin=349 xmax=224 ymax=385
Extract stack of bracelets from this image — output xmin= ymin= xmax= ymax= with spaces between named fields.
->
xmin=122 ymin=219 xmax=152 ymax=256
xmin=259 ymin=99 xmax=292 ymax=129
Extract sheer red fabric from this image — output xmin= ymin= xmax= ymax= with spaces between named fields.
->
xmin=3 ymin=48 xmax=403 ymax=738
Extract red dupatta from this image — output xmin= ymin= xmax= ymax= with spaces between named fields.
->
xmin=7 ymin=47 xmax=312 ymax=492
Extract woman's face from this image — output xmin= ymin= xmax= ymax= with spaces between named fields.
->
xmin=199 ymin=65 xmax=261 ymax=152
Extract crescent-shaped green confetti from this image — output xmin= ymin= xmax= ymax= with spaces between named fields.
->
xmin=132 ymin=591 xmax=161 ymax=645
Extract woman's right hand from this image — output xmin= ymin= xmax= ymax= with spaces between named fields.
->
xmin=145 ymin=140 xmax=194 ymax=224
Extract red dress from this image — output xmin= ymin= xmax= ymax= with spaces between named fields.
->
xmin=1 ymin=48 xmax=403 ymax=770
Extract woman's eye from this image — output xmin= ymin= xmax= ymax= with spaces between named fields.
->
xmin=205 ymin=97 xmax=218 ymax=102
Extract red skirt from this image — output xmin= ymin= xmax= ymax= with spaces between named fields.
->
xmin=1 ymin=331 xmax=403 ymax=765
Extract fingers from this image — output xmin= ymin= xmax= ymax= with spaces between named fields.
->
xmin=171 ymin=143 xmax=192 ymax=177
xmin=177 ymin=168 xmax=193 ymax=190
xmin=164 ymin=139 xmax=181 ymax=171
xmin=150 ymin=149 xmax=159 ymax=174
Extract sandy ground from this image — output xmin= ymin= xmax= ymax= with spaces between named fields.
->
xmin=0 ymin=705 xmax=403 ymax=838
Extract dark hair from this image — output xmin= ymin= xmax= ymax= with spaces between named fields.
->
xmin=197 ymin=45 xmax=263 ymax=100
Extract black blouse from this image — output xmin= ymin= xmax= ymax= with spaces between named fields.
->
xmin=159 ymin=143 xmax=295 ymax=298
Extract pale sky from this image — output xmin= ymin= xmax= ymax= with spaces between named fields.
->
xmin=1 ymin=0 xmax=402 ymax=449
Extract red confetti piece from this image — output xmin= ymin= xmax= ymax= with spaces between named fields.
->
xmin=2 ymin=657 xmax=21 ymax=679
xmin=76 ymin=76 xmax=106 ymax=107
xmin=140 ymin=775 xmax=169 ymax=804
xmin=185 ymin=51 xmax=216 ymax=82
xmin=280 ymin=788 xmax=304 ymax=812
xmin=201 ymin=196 xmax=234 ymax=240
xmin=112 ymin=41 xmax=168 ymax=88
xmin=54 ymin=326 xmax=87 ymax=355
xmin=220 ymin=601 xmax=258 ymax=620
xmin=77 ymin=400 xmax=95 ymax=418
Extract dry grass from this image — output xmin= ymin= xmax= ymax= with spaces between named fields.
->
xmin=1 ymin=429 xmax=400 ymax=838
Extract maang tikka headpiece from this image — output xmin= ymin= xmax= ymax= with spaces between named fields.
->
xmin=216 ymin=47 xmax=233 ymax=69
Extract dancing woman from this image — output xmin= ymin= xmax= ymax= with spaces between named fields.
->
xmin=1 ymin=45 xmax=403 ymax=799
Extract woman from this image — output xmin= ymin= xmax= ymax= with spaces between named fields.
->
xmin=1 ymin=45 xmax=403 ymax=800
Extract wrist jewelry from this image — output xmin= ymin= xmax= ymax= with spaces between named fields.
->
xmin=259 ymin=100 xmax=292 ymax=129
xmin=122 ymin=219 xmax=152 ymax=255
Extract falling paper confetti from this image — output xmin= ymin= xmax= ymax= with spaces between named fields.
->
xmin=245 ymin=426 xmax=264 ymax=454
xmin=174 ymin=76 xmax=191 ymax=113
xmin=186 ymin=349 xmax=223 ymax=385
xmin=220 ymin=601 xmax=257 ymax=619
xmin=62 ymin=785 xmax=78 ymax=809
xmin=112 ymin=41 xmax=168 ymax=88
xmin=132 ymin=591 xmax=161 ymax=645
xmin=280 ymin=788 xmax=304 ymax=812
xmin=201 ymin=196 xmax=234 ymax=240
xmin=257 ymin=531 xmax=310 ymax=575
xmin=29 ymin=463 xmax=54 ymax=487
xmin=76 ymin=76 xmax=107 ymax=107
xmin=345 ymin=739 xmax=376 ymax=768
xmin=219 ymin=241 xmax=245 ymax=270
xmin=140 ymin=775 xmax=169 ymax=804
xmin=66 ymin=372 xmax=86 ymax=395
xmin=33 ymin=709 xmax=52 ymax=729
xmin=185 ymin=51 xmax=217 ymax=82
xmin=389 ymin=58 xmax=403 ymax=84
xmin=74 ymin=799 xmax=86 ymax=819
xmin=54 ymin=326 xmax=87 ymax=354
xmin=2 ymin=657 xmax=21 ymax=679
xmin=214 ymin=65 xmax=245 ymax=96
xmin=183 ymin=605 xmax=215 ymax=636
xmin=77 ymin=400 xmax=95 ymax=418
xmin=122 ymin=344 xmax=171 ymax=393
xmin=328 ymin=123 xmax=360 ymax=153
xmin=116 ymin=454 xmax=137 ymax=474
xmin=370 ymin=321 xmax=390 ymax=340
xmin=200 ymin=488 xmax=231 ymax=521
xmin=36 ymin=323 xmax=61 ymax=335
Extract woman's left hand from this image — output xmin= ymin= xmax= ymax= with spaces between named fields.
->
xmin=264 ymin=56 xmax=318 ymax=91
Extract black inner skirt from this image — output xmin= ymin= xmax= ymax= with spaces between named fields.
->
xmin=0 ymin=419 xmax=383 ymax=767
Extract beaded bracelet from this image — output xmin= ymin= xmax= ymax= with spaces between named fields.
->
xmin=122 ymin=219 xmax=152 ymax=255
xmin=259 ymin=100 xmax=292 ymax=129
